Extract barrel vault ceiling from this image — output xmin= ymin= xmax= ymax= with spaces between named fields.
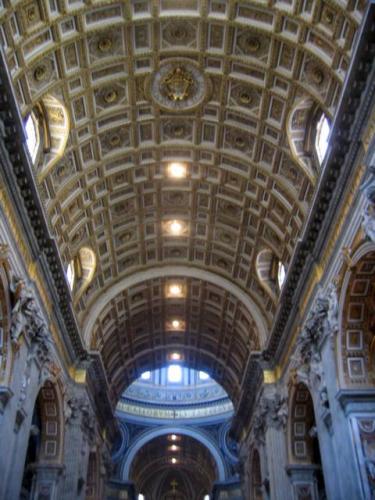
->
xmin=0 ymin=0 xmax=366 ymax=403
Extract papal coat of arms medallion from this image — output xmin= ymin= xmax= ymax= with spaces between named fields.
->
xmin=147 ymin=59 xmax=210 ymax=112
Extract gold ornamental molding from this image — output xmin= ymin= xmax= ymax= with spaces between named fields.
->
xmin=146 ymin=58 xmax=212 ymax=112
xmin=0 ymin=187 xmax=70 ymax=368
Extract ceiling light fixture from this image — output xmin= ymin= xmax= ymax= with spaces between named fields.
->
xmin=167 ymin=162 xmax=187 ymax=178
xmin=168 ymin=220 xmax=184 ymax=236
xmin=171 ymin=457 xmax=177 ymax=464
xmin=170 ymin=352 xmax=181 ymax=361
xmin=172 ymin=319 xmax=181 ymax=329
xmin=170 ymin=434 xmax=178 ymax=441
xmin=167 ymin=283 xmax=183 ymax=297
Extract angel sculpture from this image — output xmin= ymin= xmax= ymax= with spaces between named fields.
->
xmin=10 ymin=278 xmax=35 ymax=344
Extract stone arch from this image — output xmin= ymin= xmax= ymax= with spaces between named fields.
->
xmin=35 ymin=379 xmax=64 ymax=464
xmin=20 ymin=379 xmax=65 ymax=499
xmin=121 ymin=426 xmax=227 ymax=481
xmin=250 ymin=448 xmax=262 ymax=500
xmin=338 ymin=245 xmax=375 ymax=388
xmin=82 ymin=265 xmax=269 ymax=349
xmin=287 ymin=381 xmax=327 ymax=499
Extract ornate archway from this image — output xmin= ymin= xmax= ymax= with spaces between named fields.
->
xmin=20 ymin=380 xmax=64 ymax=499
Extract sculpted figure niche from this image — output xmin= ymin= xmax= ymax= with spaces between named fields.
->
xmin=10 ymin=277 xmax=52 ymax=361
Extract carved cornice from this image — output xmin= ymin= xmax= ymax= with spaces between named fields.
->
xmin=0 ymin=49 xmax=115 ymax=435
xmin=0 ymin=49 xmax=85 ymax=361
xmin=336 ymin=389 xmax=375 ymax=416
xmin=234 ymin=6 xmax=375 ymax=433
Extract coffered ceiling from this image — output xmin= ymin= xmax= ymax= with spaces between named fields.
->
xmin=91 ymin=276 xmax=260 ymax=402
xmin=0 ymin=0 xmax=366 ymax=400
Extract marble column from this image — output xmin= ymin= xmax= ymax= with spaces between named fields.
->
xmin=258 ymin=384 xmax=291 ymax=500
xmin=335 ymin=391 xmax=375 ymax=500
xmin=265 ymin=426 xmax=290 ymax=500
xmin=294 ymin=285 xmax=362 ymax=500
xmin=59 ymin=391 xmax=93 ymax=500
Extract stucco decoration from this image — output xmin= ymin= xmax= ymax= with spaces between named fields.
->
xmin=148 ymin=59 xmax=210 ymax=112
xmin=252 ymin=389 xmax=288 ymax=444
xmin=294 ymin=284 xmax=338 ymax=409
xmin=10 ymin=277 xmax=52 ymax=363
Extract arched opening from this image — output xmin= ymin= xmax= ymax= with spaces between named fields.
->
xmin=67 ymin=247 xmax=96 ymax=304
xmin=129 ymin=434 xmax=219 ymax=499
xmin=20 ymin=380 xmax=64 ymax=499
xmin=117 ymin=366 xmax=233 ymax=422
xmin=20 ymin=398 xmax=42 ymax=498
xmin=289 ymin=382 xmax=326 ymax=498
xmin=339 ymin=249 xmax=375 ymax=387
xmin=256 ymin=249 xmax=285 ymax=301
xmin=89 ymin=275 xmax=263 ymax=407
xmin=115 ymin=366 xmax=234 ymax=498
xmin=250 ymin=449 xmax=262 ymax=500
xmin=287 ymin=98 xmax=333 ymax=182
xmin=23 ymin=95 xmax=69 ymax=179
xmin=24 ymin=113 xmax=39 ymax=163
xmin=278 ymin=261 xmax=286 ymax=290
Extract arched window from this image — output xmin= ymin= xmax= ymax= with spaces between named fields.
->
xmin=315 ymin=113 xmax=330 ymax=164
xmin=256 ymin=249 xmax=286 ymax=300
xmin=66 ymin=261 xmax=75 ymax=291
xmin=24 ymin=95 xmax=69 ymax=179
xmin=24 ymin=113 xmax=39 ymax=163
xmin=67 ymin=247 xmax=96 ymax=303
xmin=278 ymin=261 xmax=286 ymax=289
xmin=199 ymin=371 xmax=209 ymax=380
xmin=167 ymin=364 xmax=182 ymax=383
